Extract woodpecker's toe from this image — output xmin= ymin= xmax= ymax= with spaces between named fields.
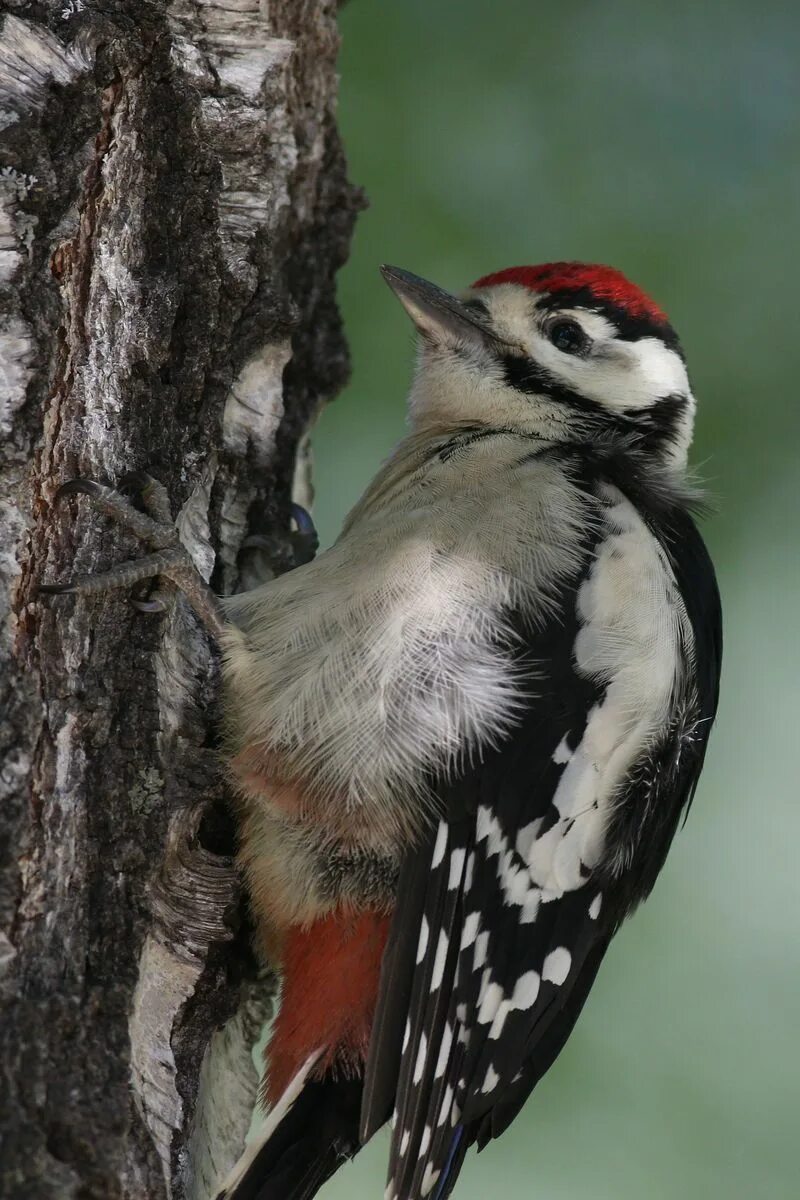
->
xmin=37 ymin=581 xmax=78 ymax=595
xmin=119 ymin=471 xmax=174 ymax=523
xmin=241 ymin=506 xmax=319 ymax=573
xmin=54 ymin=477 xmax=104 ymax=503
xmin=289 ymin=503 xmax=319 ymax=565
xmin=289 ymin=503 xmax=316 ymax=538
xmin=130 ymin=596 xmax=169 ymax=614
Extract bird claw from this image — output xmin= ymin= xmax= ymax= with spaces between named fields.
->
xmin=37 ymin=581 xmax=77 ymax=595
xmin=119 ymin=471 xmax=173 ymax=524
xmin=130 ymin=595 xmax=168 ymax=614
xmin=42 ymin=478 xmax=316 ymax=632
xmin=289 ymin=503 xmax=319 ymax=566
xmin=54 ymin=477 xmax=105 ymax=504
xmin=289 ymin=503 xmax=316 ymax=539
xmin=241 ymin=505 xmax=319 ymax=572
xmin=40 ymin=473 xmax=226 ymax=639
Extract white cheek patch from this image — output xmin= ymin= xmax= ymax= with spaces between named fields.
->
xmin=611 ymin=336 xmax=690 ymax=410
xmin=530 ymin=332 xmax=690 ymax=412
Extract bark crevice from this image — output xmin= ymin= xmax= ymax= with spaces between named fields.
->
xmin=0 ymin=5 xmax=360 ymax=1197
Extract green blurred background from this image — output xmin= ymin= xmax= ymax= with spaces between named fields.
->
xmin=310 ymin=3 xmax=800 ymax=1198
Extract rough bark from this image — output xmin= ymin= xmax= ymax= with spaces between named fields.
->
xmin=0 ymin=4 xmax=361 ymax=1198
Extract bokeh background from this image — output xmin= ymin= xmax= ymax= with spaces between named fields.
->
xmin=310 ymin=4 xmax=800 ymax=1198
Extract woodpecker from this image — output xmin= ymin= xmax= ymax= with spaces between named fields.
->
xmin=41 ymin=261 xmax=722 ymax=1200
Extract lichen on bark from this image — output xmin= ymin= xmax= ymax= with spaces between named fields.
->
xmin=0 ymin=4 xmax=361 ymax=1197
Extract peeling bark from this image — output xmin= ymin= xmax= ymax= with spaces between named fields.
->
xmin=0 ymin=4 xmax=361 ymax=1198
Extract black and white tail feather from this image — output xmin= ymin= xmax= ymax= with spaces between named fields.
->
xmin=214 ymin=1055 xmax=362 ymax=1200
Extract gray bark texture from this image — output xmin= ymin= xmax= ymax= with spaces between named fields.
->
xmin=0 ymin=3 xmax=361 ymax=1198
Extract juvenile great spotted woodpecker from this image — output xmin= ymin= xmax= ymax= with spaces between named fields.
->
xmin=41 ymin=262 xmax=722 ymax=1200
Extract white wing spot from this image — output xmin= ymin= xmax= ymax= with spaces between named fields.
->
xmin=482 ymin=1064 xmax=499 ymax=1094
xmin=400 ymin=1130 xmax=410 ymax=1156
xmin=543 ymin=947 xmax=572 ymax=985
xmin=511 ymin=970 xmax=541 ymax=1010
xmin=477 ymin=981 xmax=504 ymax=1025
xmin=461 ymin=911 xmax=480 ymax=949
xmin=402 ymin=1018 xmax=410 ymax=1052
xmin=488 ymin=970 xmax=543 ymax=1037
xmin=473 ymin=930 xmax=489 ymax=970
xmin=489 ymin=998 xmax=511 ymax=1040
xmin=434 ymin=1021 xmax=453 ymax=1078
xmin=520 ymin=888 xmax=541 ymax=924
xmin=431 ymin=821 xmax=448 ymax=868
xmin=438 ymin=1083 xmax=454 ymax=1126
xmin=421 ymin=1164 xmax=441 ymax=1196
xmin=448 ymin=847 xmax=466 ymax=889
xmin=589 ymin=892 xmax=602 ymax=919
xmin=431 ymin=930 xmax=449 ymax=991
xmin=413 ymin=1034 xmax=428 ymax=1083
xmin=516 ymin=818 xmax=543 ymax=863
xmin=419 ymin=1124 xmax=431 ymax=1155
xmin=416 ymin=916 xmax=430 ymax=964
xmin=503 ymin=860 xmax=530 ymax=905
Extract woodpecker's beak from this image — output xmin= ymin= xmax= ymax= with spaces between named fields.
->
xmin=381 ymin=265 xmax=495 ymax=351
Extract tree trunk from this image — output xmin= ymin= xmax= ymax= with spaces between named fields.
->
xmin=0 ymin=4 xmax=360 ymax=1198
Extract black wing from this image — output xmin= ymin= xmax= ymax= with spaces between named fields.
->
xmin=361 ymin=509 xmax=721 ymax=1200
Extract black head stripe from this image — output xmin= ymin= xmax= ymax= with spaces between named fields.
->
xmin=623 ymin=393 xmax=690 ymax=454
xmin=536 ymin=288 xmax=684 ymax=355
xmin=500 ymin=353 xmax=690 ymax=454
xmin=500 ymin=354 xmax=595 ymax=410
xmin=500 ymin=355 xmax=616 ymax=433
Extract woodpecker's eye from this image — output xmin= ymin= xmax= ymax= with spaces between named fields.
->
xmin=548 ymin=320 xmax=588 ymax=355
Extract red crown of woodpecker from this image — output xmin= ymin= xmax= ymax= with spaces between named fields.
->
xmin=472 ymin=262 xmax=669 ymax=325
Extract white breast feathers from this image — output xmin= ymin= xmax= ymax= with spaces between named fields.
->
xmin=220 ymin=435 xmax=591 ymax=847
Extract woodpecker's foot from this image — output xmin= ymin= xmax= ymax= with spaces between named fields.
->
xmin=39 ymin=475 xmax=226 ymax=639
xmin=242 ymin=503 xmax=319 ymax=571
xmin=289 ymin=503 xmax=319 ymax=566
